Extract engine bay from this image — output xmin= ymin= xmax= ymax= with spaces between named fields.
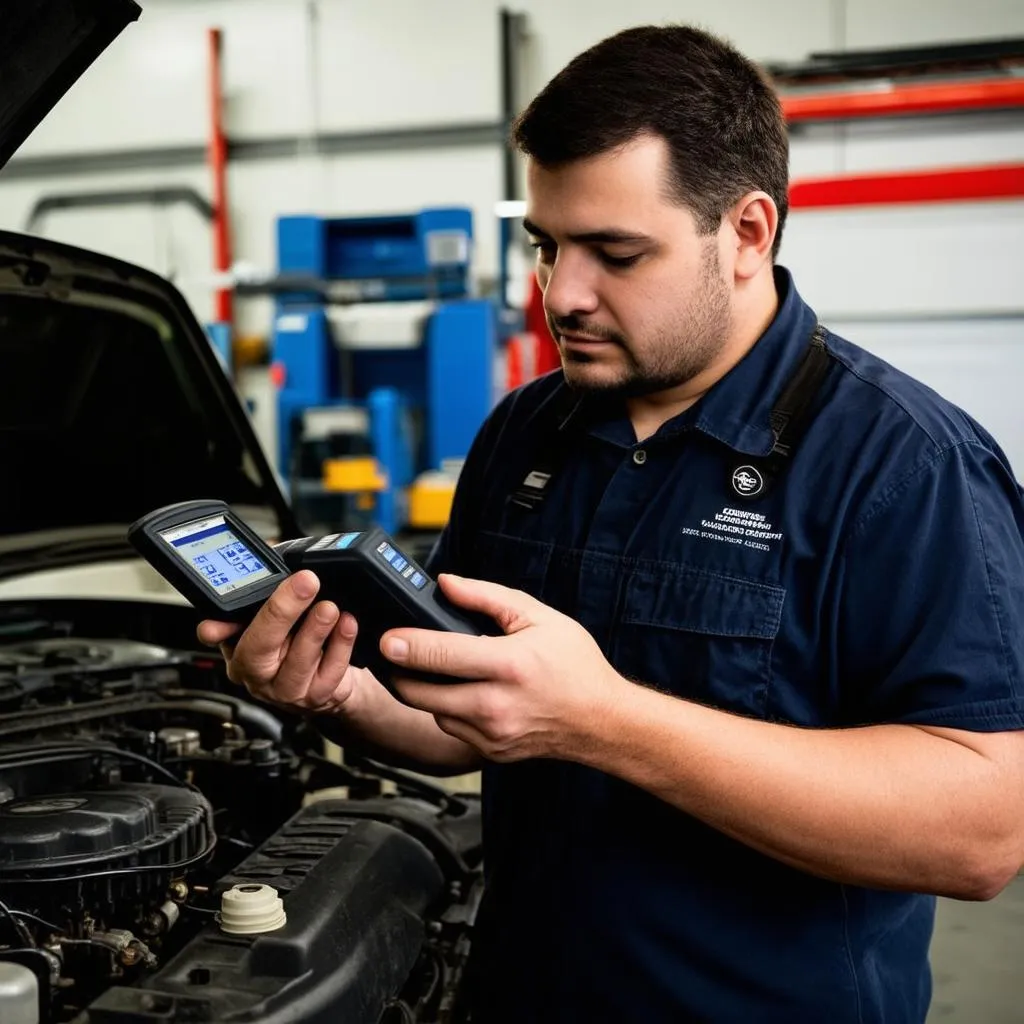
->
xmin=0 ymin=598 xmax=482 ymax=1024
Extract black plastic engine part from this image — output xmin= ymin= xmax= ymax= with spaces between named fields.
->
xmin=0 ymin=781 xmax=213 ymax=925
xmin=73 ymin=799 xmax=448 ymax=1023
xmin=0 ymin=784 xmax=211 ymax=875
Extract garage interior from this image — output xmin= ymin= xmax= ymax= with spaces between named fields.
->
xmin=0 ymin=1 xmax=1022 ymax=1022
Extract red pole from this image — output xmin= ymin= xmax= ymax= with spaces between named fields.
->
xmin=789 ymin=163 xmax=1024 ymax=210
xmin=781 ymin=77 xmax=1024 ymax=124
xmin=208 ymin=27 xmax=233 ymax=325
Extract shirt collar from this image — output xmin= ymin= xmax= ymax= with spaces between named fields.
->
xmin=563 ymin=266 xmax=819 ymax=456
xmin=683 ymin=266 xmax=819 ymax=456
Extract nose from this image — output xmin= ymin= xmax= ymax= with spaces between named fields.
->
xmin=540 ymin=251 xmax=600 ymax=321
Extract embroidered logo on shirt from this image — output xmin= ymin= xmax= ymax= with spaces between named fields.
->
xmin=731 ymin=465 xmax=765 ymax=497
xmin=681 ymin=506 xmax=784 ymax=553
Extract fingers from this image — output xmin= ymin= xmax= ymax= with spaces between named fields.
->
xmin=215 ymin=571 xmax=339 ymax=702
xmin=394 ymin=677 xmax=491 ymax=719
xmin=304 ymin=612 xmax=359 ymax=707
xmin=397 ymin=682 xmax=510 ymax=756
xmin=380 ymin=628 xmax=505 ymax=681
xmin=226 ymin=572 xmax=319 ymax=681
xmin=197 ymin=620 xmax=241 ymax=646
xmin=257 ymin=599 xmax=340 ymax=704
xmin=437 ymin=574 xmax=539 ymax=633
xmin=197 ymin=569 xmax=360 ymax=712
xmin=241 ymin=571 xmax=321 ymax=659
xmin=434 ymin=713 xmax=486 ymax=749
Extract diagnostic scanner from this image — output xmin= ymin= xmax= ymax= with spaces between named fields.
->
xmin=128 ymin=500 xmax=495 ymax=683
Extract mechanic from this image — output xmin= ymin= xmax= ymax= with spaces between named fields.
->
xmin=199 ymin=25 xmax=1024 ymax=1024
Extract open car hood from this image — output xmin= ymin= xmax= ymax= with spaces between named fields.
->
xmin=0 ymin=231 xmax=298 ymax=573
xmin=0 ymin=0 xmax=142 ymax=169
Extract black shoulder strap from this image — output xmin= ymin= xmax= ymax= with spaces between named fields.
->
xmin=767 ymin=323 xmax=831 ymax=459
xmin=730 ymin=321 xmax=834 ymax=501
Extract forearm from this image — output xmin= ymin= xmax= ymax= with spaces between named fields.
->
xmin=327 ymin=666 xmax=483 ymax=776
xmin=584 ymin=681 xmax=1021 ymax=899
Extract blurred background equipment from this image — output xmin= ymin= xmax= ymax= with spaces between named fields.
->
xmin=263 ymin=206 xmax=496 ymax=544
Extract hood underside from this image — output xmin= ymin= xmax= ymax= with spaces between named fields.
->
xmin=0 ymin=0 xmax=142 ymax=170
xmin=0 ymin=232 xmax=296 ymax=561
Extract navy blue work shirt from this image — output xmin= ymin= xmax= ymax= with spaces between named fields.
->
xmin=428 ymin=268 xmax=1024 ymax=1023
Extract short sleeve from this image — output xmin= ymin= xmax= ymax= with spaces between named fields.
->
xmin=837 ymin=439 xmax=1024 ymax=731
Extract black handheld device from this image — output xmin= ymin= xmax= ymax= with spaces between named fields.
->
xmin=127 ymin=501 xmax=291 ymax=622
xmin=128 ymin=500 xmax=495 ymax=682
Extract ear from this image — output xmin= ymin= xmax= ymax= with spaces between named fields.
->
xmin=727 ymin=192 xmax=778 ymax=279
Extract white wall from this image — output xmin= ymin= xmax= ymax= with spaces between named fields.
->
xmin=2 ymin=0 xmax=1022 ymax=467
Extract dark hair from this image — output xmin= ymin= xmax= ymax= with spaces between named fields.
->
xmin=511 ymin=25 xmax=790 ymax=258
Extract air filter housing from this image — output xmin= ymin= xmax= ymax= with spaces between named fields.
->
xmin=0 ymin=783 xmax=212 ymax=918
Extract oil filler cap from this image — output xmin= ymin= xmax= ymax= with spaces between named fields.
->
xmin=219 ymin=883 xmax=287 ymax=934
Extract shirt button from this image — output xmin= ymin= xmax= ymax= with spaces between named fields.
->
xmin=633 ymin=449 xmax=647 ymax=465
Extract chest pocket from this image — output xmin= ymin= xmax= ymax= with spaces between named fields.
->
xmin=614 ymin=566 xmax=785 ymax=719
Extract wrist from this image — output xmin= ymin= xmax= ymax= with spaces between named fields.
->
xmin=333 ymin=664 xmax=375 ymax=721
xmin=569 ymin=669 xmax=639 ymax=768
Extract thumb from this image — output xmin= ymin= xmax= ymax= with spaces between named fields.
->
xmin=437 ymin=573 xmax=540 ymax=633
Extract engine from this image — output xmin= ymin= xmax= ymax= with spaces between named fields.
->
xmin=0 ymin=627 xmax=482 ymax=1024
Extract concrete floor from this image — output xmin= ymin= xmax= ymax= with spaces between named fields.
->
xmin=928 ymin=874 xmax=1024 ymax=1022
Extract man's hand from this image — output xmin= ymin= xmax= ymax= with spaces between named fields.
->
xmin=380 ymin=574 xmax=629 ymax=762
xmin=196 ymin=570 xmax=361 ymax=713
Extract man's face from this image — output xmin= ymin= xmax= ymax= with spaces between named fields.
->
xmin=525 ymin=135 xmax=732 ymax=400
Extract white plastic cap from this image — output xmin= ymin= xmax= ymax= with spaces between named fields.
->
xmin=0 ymin=961 xmax=39 ymax=1024
xmin=219 ymin=883 xmax=287 ymax=935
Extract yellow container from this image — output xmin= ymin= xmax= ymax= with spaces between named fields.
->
xmin=322 ymin=456 xmax=387 ymax=494
xmin=408 ymin=472 xmax=457 ymax=529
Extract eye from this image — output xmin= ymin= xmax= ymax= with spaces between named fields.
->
xmin=598 ymin=252 xmax=642 ymax=269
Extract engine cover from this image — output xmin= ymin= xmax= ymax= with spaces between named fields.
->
xmin=0 ymin=784 xmax=211 ymax=875
xmin=0 ymin=781 xmax=214 ymax=932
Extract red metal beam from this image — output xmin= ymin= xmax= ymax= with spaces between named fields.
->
xmin=789 ymin=163 xmax=1024 ymax=210
xmin=781 ymin=77 xmax=1024 ymax=123
xmin=208 ymin=27 xmax=233 ymax=326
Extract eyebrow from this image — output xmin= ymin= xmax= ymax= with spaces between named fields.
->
xmin=522 ymin=216 xmax=654 ymax=246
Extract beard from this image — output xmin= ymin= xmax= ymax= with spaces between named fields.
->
xmin=546 ymin=242 xmax=731 ymax=400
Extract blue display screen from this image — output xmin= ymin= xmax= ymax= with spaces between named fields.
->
xmin=161 ymin=515 xmax=274 ymax=596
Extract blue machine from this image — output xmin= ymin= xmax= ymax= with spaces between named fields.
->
xmin=271 ymin=207 xmax=497 ymax=535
